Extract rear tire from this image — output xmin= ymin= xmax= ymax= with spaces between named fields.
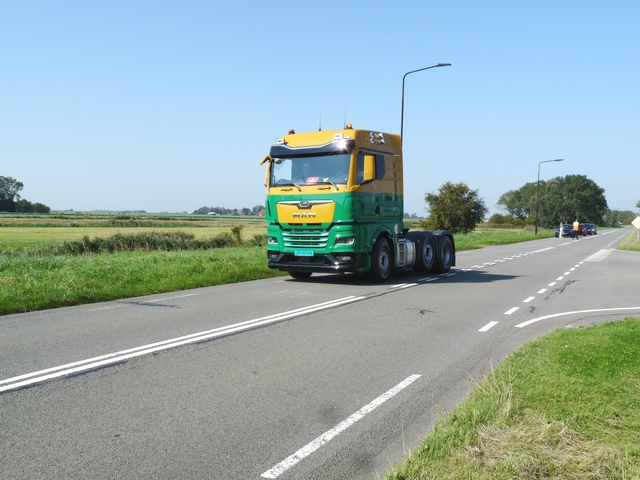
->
xmin=289 ymin=271 xmax=312 ymax=279
xmin=369 ymin=237 xmax=392 ymax=282
xmin=434 ymin=236 xmax=453 ymax=273
xmin=414 ymin=232 xmax=436 ymax=273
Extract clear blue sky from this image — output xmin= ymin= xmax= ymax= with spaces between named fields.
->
xmin=2 ymin=1 xmax=639 ymax=216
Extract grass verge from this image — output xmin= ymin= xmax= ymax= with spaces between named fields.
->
xmin=618 ymin=229 xmax=640 ymax=252
xmin=454 ymin=228 xmax=555 ymax=250
xmin=0 ymin=247 xmax=284 ymax=315
xmin=384 ymin=318 xmax=640 ymax=479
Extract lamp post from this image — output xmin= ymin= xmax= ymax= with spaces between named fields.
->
xmin=535 ymin=158 xmax=564 ymax=234
xmin=401 ymin=63 xmax=451 ymax=147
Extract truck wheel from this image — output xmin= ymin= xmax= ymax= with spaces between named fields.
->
xmin=434 ymin=236 xmax=453 ymax=273
xmin=414 ymin=232 xmax=436 ymax=273
xmin=289 ymin=271 xmax=312 ymax=279
xmin=370 ymin=237 xmax=392 ymax=282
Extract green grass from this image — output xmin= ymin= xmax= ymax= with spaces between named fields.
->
xmin=618 ymin=229 xmax=640 ymax=252
xmin=0 ymin=247 xmax=284 ymax=315
xmin=384 ymin=318 xmax=640 ymax=479
xmin=454 ymin=227 xmax=555 ymax=250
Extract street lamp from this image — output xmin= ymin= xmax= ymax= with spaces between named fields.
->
xmin=401 ymin=63 xmax=451 ymax=147
xmin=535 ymin=158 xmax=564 ymax=234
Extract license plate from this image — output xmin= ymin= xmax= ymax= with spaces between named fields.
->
xmin=294 ymin=250 xmax=314 ymax=257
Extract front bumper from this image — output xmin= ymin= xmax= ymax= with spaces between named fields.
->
xmin=267 ymin=251 xmax=360 ymax=274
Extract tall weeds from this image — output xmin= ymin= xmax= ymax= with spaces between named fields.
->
xmin=2 ymin=229 xmax=267 ymax=256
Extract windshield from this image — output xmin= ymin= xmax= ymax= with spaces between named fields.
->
xmin=270 ymin=154 xmax=351 ymax=187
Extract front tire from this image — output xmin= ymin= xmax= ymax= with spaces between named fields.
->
xmin=369 ymin=237 xmax=392 ymax=282
xmin=289 ymin=271 xmax=312 ymax=279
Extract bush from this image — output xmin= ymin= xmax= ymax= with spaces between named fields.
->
xmin=486 ymin=214 xmax=526 ymax=228
xmin=46 ymin=230 xmax=249 ymax=256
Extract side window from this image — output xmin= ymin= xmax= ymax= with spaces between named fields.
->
xmin=356 ymin=152 xmax=386 ymax=184
xmin=375 ymin=155 xmax=386 ymax=180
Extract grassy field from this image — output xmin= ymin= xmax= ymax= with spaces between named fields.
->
xmin=0 ymin=214 xmax=266 ymax=249
xmin=0 ymin=218 xmax=275 ymax=315
xmin=384 ymin=317 xmax=640 ymax=479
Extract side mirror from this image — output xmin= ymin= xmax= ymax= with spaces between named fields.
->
xmin=264 ymin=164 xmax=270 ymax=187
xmin=363 ymin=155 xmax=375 ymax=183
xmin=261 ymin=156 xmax=272 ymax=187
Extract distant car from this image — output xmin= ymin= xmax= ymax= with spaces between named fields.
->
xmin=555 ymin=224 xmax=573 ymax=237
xmin=584 ymin=223 xmax=597 ymax=235
xmin=579 ymin=224 xmax=587 ymax=236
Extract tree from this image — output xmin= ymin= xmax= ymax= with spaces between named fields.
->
xmin=544 ymin=175 xmax=607 ymax=226
xmin=498 ymin=175 xmax=608 ymax=228
xmin=251 ymin=205 xmax=264 ymax=215
xmin=497 ymin=182 xmax=536 ymax=220
xmin=637 ymin=199 xmax=640 ymax=209
xmin=604 ymin=209 xmax=636 ymax=227
xmin=421 ymin=182 xmax=488 ymax=234
xmin=16 ymin=199 xmax=50 ymax=213
xmin=0 ymin=176 xmax=24 ymax=211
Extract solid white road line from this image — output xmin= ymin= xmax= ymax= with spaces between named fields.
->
xmin=515 ymin=307 xmax=640 ymax=328
xmin=0 ymin=296 xmax=364 ymax=393
xmin=260 ymin=374 xmax=422 ymax=479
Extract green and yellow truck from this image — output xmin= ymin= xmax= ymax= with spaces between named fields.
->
xmin=260 ymin=125 xmax=455 ymax=281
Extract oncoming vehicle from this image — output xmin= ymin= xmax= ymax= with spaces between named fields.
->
xmin=555 ymin=224 xmax=573 ymax=237
xmin=260 ymin=126 xmax=456 ymax=282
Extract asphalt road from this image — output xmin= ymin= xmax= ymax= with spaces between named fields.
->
xmin=2 ymin=228 xmax=639 ymax=479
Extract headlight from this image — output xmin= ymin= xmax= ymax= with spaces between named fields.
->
xmin=335 ymin=236 xmax=355 ymax=246
xmin=268 ymin=236 xmax=279 ymax=245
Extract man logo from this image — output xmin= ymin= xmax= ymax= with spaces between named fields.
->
xmin=292 ymin=212 xmax=316 ymax=218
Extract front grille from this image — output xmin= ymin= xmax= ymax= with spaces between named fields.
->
xmin=282 ymin=230 xmax=329 ymax=248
